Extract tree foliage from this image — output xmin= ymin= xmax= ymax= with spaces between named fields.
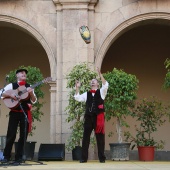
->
xmin=163 ymin=58 xmax=170 ymax=89
xmin=103 ymin=68 xmax=139 ymax=142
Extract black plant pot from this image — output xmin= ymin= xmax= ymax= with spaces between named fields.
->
xmin=15 ymin=141 xmax=37 ymax=160
xmin=72 ymin=146 xmax=82 ymax=160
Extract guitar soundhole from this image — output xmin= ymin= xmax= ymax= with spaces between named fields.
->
xmin=18 ymin=91 xmax=22 ymax=96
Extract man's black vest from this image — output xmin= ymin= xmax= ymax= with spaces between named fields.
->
xmin=12 ymin=82 xmax=31 ymax=111
xmin=85 ymin=89 xmax=105 ymax=116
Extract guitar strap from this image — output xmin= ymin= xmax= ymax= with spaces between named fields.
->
xmin=27 ymin=104 xmax=32 ymax=133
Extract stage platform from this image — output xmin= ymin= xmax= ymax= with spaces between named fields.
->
xmin=0 ymin=160 xmax=170 ymax=170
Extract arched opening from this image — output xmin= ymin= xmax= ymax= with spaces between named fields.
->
xmin=0 ymin=21 xmax=51 ymax=153
xmin=101 ymin=19 xmax=170 ymax=151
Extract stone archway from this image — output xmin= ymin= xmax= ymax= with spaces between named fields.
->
xmin=95 ymin=12 xmax=170 ymax=152
xmin=95 ymin=13 xmax=170 ymax=69
xmin=0 ymin=15 xmax=56 ymax=78
xmin=0 ymin=15 xmax=57 ymax=144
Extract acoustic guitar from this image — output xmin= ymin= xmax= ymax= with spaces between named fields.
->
xmin=3 ymin=77 xmax=52 ymax=109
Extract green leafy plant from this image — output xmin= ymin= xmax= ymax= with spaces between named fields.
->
xmin=7 ymin=65 xmax=45 ymax=136
xmin=65 ymin=63 xmax=97 ymax=151
xmin=103 ymin=68 xmax=139 ymax=143
xmin=163 ymin=58 xmax=170 ymax=89
xmin=124 ymin=97 xmax=169 ymax=150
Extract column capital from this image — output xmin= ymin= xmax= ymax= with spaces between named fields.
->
xmin=49 ymin=81 xmax=57 ymax=93
xmin=53 ymin=0 xmax=98 ymax=10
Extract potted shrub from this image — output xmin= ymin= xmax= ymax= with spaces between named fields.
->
xmin=65 ymin=63 xmax=97 ymax=160
xmin=6 ymin=65 xmax=48 ymax=160
xmin=103 ymin=68 xmax=139 ymax=160
xmin=124 ymin=97 xmax=169 ymax=161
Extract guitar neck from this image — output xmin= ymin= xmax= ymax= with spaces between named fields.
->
xmin=21 ymin=81 xmax=43 ymax=95
xmin=31 ymin=81 xmax=43 ymax=89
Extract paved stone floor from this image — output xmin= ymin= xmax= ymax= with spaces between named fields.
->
xmin=0 ymin=161 xmax=170 ymax=170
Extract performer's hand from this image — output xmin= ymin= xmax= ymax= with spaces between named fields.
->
xmin=27 ymin=87 xmax=36 ymax=102
xmin=75 ymin=80 xmax=81 ymax=88
xmin=28 ymin=103 xmax=32 ymax=111
xmin=96 ymin=67 xmax=101 ymax=75
xmin=27 ymin=87 xmax=33 ymax=94
xmin=96 ymin=67 xmax=106 ymax=85
xmin=11 ymin=93 xmax=20 ymax=100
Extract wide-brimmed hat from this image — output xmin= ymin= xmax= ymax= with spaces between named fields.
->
xmin=16 ymin=68 xmax=28 ymax=74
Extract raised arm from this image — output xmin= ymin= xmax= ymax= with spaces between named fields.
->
xmin=75 ymin=80 xmax=81 ymax=95
xmin=97 ymin=67 xmax=106 ymax=85
xmin=74 ymin=80 xmax=87 ymax=102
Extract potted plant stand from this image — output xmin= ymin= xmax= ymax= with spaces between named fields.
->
xmin=109 ymin=143 xmax=131 ymax=161
xmin=72 ymin=146 xmax=82 ymax=160
xmin=138 ymin=146 xmax=155 ymax=161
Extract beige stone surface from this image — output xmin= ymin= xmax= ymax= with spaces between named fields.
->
xmin=63 ymin=31 xmax=76 ymax=48
xmin=62 ymin=100 xmax=69 ymax=111
xmin=94 ymin=13 xmax=102 ymax=28
xmin=62 ymin=62 xmax=77 ymax=79
xmin=62 ymin=121 xmax=72 ymax=134
xmin=95 ymin=0 xmax=122 ymax=13
xmin=119 ymin=2 xmax=140 ymax=20
xmin=55 ymin=114 xmax=62 ymax=138
xmin=55 ymin=133 xmax=62 ymax=143
xmin=0 ymin=1 xmax=16 ymax=15
xmin=62 ymin=133 xmax=71 ymax=146
xmin=0 ymin=161 xmax=169 ymax=170
xmin=26 ymin=0 xmax=56 ymax=14
xmin=157 ymin=0 xmax=170 ymax=11
xmin=138 ymin=0 xmax=157 ymax=13
xmin=97 ymin=10 xmax=125 ymax=35
xmin=50 ymin=115 xmax=57 ymax=142
xmin=77 ymin=48 xmax=88 ymax=62
xmin=88 ymin=48 xmax=95 ymax=63
xmin=94 ymin=28 xmax=106 ymax=55
xmin=122 ymin=0 xmax=138 ymax=6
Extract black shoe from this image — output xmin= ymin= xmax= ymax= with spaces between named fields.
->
xmin=80 ymin=160 xmax=87 ymax=163
xmin=100 ymin=160 xmax=105 ymax=163
xmin=1 ymin=158 xmax=10 ymax=164
xmin=12 ymin=159 xmax=22 ymax=166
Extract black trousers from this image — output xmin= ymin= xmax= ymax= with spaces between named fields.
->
xmin=3 ymin=111 xmax=28 ymax=161
xmin=81 ymin=114 xmax=105 ymax=161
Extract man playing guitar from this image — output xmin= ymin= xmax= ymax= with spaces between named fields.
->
xmin=0 ymin=69 xmax=37 ymax=164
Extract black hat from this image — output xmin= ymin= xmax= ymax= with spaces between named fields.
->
xmin=16 ymin=69 xmax=28 ymax=74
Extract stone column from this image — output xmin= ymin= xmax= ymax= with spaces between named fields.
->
xmin=49 ymin=81 xmax=57 ymax=143
xmin=55 ymin=1 xmax=63 ymax=144
xmin=53 ymin=0 xmax=98 ymax=160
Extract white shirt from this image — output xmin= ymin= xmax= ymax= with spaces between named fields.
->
xmin=74 ymin=81 xmax=109 ymax=102
xmin=0 ymin=83 xmax=37 ymax=104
